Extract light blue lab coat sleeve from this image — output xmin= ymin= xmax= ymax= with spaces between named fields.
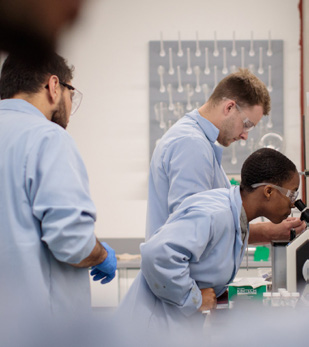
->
xmin=25 ymin=128 xmax=96 ymax=264
xmin=162 ymin=136 xmax=215 ymax=214
xmin=141 ymin=209 xmax=212 ymax=317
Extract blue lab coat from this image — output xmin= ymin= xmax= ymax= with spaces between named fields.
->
xmin=117 ymin=186 xmax=246 ymax=332
xmin=146 ymin=109 xmax=231 ymax=240
xmin=0 ymin=99 xmax=97 ymax=315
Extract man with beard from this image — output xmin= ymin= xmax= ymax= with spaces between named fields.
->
xmin=0 ymin=53 xmax=117 ymax=316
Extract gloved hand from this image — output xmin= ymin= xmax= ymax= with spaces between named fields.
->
xmin=90 ymin=242 xmax=117 ymax=284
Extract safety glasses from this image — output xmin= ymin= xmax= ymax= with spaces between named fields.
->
xmin=235 ymin=103 xmax=255 ymax=132
xmin=251 ymin=183 xmax=299 ymax=204
xmin=45 ymin=80 xmax=83 ymax=115
xmin=59 ymin=81 xmax=83 ymax=115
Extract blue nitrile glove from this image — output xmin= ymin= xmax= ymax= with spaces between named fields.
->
xmin=90 ymin=242 xmax=117 ymax=284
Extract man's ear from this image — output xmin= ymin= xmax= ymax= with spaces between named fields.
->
xmin=45 ymin=75 xmax=60 ymax=104
xmin=264 ymin=186 xmax=273 ymax=201
xmin=223 ymin=99 xmax=236 ymax=116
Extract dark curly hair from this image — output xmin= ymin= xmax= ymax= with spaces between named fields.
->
xmin=0 ymin=52 xmax=74 ymax=99
xmin=240 ymin=148 xmax=297 ymax=192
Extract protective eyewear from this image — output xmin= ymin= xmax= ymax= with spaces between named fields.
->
xmin=235 ymin=103 xmax=255 ymax=133
xmin=251 ymin=183 xmax=299 ymax=204
xmin=59 ymin=81 xmax=83 ymax=115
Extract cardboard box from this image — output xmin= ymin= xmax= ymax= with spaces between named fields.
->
xmin=228 ymin=278 xmax=270 ymax=302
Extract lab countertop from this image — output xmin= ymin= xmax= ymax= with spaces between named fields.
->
xmin=117 ymin=258 xmax=141 ymax=269
xmin=116 ymin=256 xmax=271 ymax=269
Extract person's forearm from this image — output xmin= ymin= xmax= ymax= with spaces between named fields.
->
xmin=70 ymin=238 xmax=107 ymax=268
xmin=199 ymin=288 xmax=217 ymax=311
xmin=249 ymin=218 xmax=306 ymax=245
xmin=248 ymin=223 xmax=270 ymax=244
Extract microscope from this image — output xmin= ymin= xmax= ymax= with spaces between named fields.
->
xmin=286 ymin=199 xmax=309 ymax=301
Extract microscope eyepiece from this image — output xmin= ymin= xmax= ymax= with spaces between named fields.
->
xmin=295 ymin=199 xmax=306 ymax=212
xmin=294 ymin=199 xmax=309 ymax=223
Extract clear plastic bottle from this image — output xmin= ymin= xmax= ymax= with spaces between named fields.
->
xmin=290 ymin=292 xmax=300 ymax=308
xmin=263 ymin=292 xmax=272 ymax=307
xmin=271 ymin=292 xmax=281 ymax=307
xmin=281 ymin=291 xmax=291 ymax=307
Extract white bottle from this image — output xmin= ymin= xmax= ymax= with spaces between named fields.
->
xmin=263 ymin=292 xmax=272 ymax=307
xmin=290 ymin=292 xmax=300 ymax=308
xmin=278 ymin=288 xmax=287 ymax=294
xmin=281 ymin=291 xmax=291 ymax=307
xmin=271 ymin=292 xmax=281 ymax=307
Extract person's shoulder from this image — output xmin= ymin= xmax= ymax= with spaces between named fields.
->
xmin=192 ymin=187 xmax=230 ymax=201
xmin=181 ymin=188 xmax=231 ymax=212
xmin=24 ymin=118 xmax=75 ymax=151
xmin=167 ymin=114 xmax=203 ymax=137
xmin=31 ymin=118 xmax=68 ymax=137
xmin=156 ymin=118 xmax=210 ymax=150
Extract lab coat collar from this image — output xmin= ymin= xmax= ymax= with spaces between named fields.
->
xmin=0 ymin=99 xmax=46 ymax=120
xmin=186 ymin=109 xmax=223 ymax=164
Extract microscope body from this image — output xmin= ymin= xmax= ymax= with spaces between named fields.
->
xmin=286 ymin=200 xmax=309 ymax=301
xmin=286 ymin=229 xmax=309 ymax=293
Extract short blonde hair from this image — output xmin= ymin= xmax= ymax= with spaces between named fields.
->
xmin=208 ymin=69 xmax=271 ymax=115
